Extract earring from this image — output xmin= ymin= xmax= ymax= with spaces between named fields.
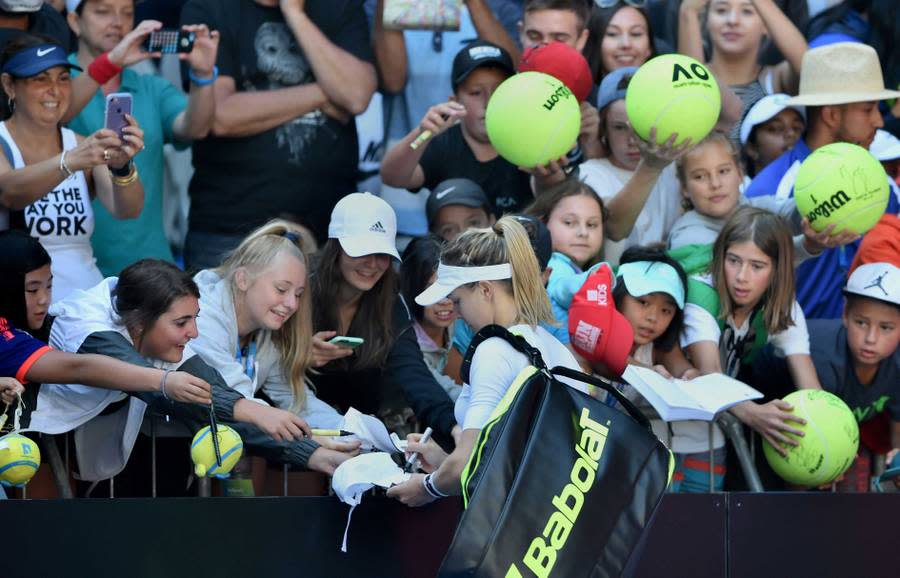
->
xmin=7 ymin=97 xmax=14 ymax=113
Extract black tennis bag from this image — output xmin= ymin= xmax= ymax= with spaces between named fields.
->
xmin=439 ymin=325 xmax=673 ymax=578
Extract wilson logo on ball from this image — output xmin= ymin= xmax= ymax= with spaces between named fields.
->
xmin=672 ymin=62 xmax=710 ymax=82
xmin=542 ymin=84 xmax=574 ymax=111
xmin=806 ymin=190 xmax=851 ymax=223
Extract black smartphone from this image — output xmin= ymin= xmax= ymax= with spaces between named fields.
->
xmin=143 ymin=29 xmax=196 ymax=54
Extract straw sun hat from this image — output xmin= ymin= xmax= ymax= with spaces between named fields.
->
xmin=786 ymin=42 xmax=900 ymax=106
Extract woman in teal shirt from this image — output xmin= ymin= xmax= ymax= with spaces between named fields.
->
xmin=63 ymin=0 xmax=218 ymax=275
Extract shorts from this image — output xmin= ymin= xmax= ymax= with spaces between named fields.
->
xmin=670 ymin=448 xmax=726 ymax=493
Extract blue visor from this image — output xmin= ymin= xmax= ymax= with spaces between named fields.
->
xmin=2 ymin=44 xmax=82 ymax=78
xmin=617 ymin=260 xmax=686 ymax=309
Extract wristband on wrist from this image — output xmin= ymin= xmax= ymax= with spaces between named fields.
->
xmin=188 ymin=65 xmax=218 ymax=87
xmin=422 ymin=472 xmax=447 ymax=499
xmin=88 ymin=53 xmax=123 ymax=85
xmin=110 ymin=159 xmax=133 ymax=177
xmin=112 ymin=163 xmax=139 ymax=187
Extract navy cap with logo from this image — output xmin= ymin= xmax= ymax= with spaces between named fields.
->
xmin=451 ymin=40 xmax=514 ymax=90
xmin=426 ymin=178 xmax=491 ymax=224
xmin=2 ymin=44 xmax=82 ymax=78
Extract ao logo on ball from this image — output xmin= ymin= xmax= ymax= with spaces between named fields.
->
xmin=626 ymin=54 xmax=721 ymax=146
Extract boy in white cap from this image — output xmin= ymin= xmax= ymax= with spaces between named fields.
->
xmin=745 ymin=43 xmax=900 ymax=320
xmin=810 ymin=264 xmax=899 ymax=491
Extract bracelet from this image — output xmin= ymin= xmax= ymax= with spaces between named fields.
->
xmin=160 ymin=369 xmax=173 ymax=400
xmin=422 ymin=473 xmax=447 ymax=499
xmin=188 ymin=65 xmax=218 ymax=87
xmin=87 ymin=52 xmax=123 ymax=86
xmin=112 ymin=163 xmax=139 ymax=187
xmin=58 ymin=151 xmax=73 ymax=177
xmin=110 ymin=159 xmax=133 ymax=177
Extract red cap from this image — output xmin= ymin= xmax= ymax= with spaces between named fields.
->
xmin=518 ymin=42 xmax=594 ymax=103
xmin=567 ymin=264 xmax=634 ymax=376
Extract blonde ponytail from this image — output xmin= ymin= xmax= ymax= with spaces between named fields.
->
xmin=216 ymin=220 xmax=313 ymax=412
xmin=442 ymin=216 xmax=554 ymax=327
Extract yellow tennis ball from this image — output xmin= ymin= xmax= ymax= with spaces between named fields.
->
xmin=191 ymin=425 xmax=243 ymax=478
xmin=0 ymin=433 xmax=41 ymax=487
xmin=793 ymin=142 xmax=889 ymax=235
xmin=625 ymin=54 xmax=721 ymax=146
xmin=763 ymin=390 xmax=859 ymax=487
xmin=485 ymin=71 xmax=581 ymax=168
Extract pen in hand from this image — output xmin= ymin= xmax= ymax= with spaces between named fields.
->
xmin=402 ymin=426 xmax=433 ymax=473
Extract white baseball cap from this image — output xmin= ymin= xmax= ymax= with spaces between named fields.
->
xmin=328 ymin=192 xmax=401 ymax=261
xmin=844 ymin=263 xmax=900 ymax=307
xmin=739 ymin=94 xmax=806 ymax=145
xmin=869 ymin=130 xmax=900 ymax=162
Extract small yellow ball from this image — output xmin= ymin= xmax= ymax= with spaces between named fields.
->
xmin=190 ymin=425 xmax=243 ymax=478
xmin=0 ymin=433 xmax=41 ymax=487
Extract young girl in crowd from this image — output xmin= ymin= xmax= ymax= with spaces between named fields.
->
xmin=0 ymin=35 xmax=145 ymax=302
xmin=309 ymin=193 xmax=456 ymax=442
xmin=678 ymin=0 xmax=807 ymax=135
xmin=583 ymin=1 xmax=655 ymax=82
xmin=387 ymin=217 xmax=584 ymax=506
xmin=525 ymin=176 xmax=606 ymax=344
xmin=190 ymin=220 xmax=360 ymax=474
xmin=739 ymin=94 xmax=806 ymax=179
xmin=681 ymin=207 xmax=824 ymax=485
xmin=612 ymin=246 xmax=722 ymax=492
xmin=579 ymin=67 xmax=692 ymax=265
xmin=668 ymin=131 xmax=855 ymax=257
xmin=399 ymin=235 xmax=461 ymax=402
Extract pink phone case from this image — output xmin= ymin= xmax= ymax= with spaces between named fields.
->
xmin=104 ymin=93 xmax=133 ymax=140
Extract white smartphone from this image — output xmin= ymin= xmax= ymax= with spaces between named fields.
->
xmin=328 ymin=336 xmax=364 ymax=349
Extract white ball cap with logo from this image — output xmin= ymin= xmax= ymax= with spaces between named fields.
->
xmin=844 ymin=262 xmax=900 ymax=307
xmin=328 ymin=192 xmax=401 ymax=261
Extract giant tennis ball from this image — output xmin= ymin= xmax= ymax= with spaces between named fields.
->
xmin=763 ymin=390 xmax=859 ymax=487
xmin=794 ymin=142 xmax=889 ymax=235
xmin=485 ymin=71 xmax=581 ymax=168
xmin=0 ymin=433 xmax=40 ymax=487
xmin=625 ymin=54 xmax=721 ymax=146
xmin=191 ymin=424 xmax=243 ymax=478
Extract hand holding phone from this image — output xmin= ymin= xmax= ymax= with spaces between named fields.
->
xmin=104 ymin=93 xmax=133 ymax=141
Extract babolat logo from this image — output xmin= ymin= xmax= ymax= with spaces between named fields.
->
xmin=506 ymin=408 xmax=611 ymax=578
xmin=542 ymin=84 xmax=573 ymax=111
xmin=806 ymin=190 xmax=850 ymax=223
xmin=672 ymin=62 xmax=710 ymax=82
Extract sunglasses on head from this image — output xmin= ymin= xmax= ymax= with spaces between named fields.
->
xmin=594 ymin=0 xmax=646 ymax=8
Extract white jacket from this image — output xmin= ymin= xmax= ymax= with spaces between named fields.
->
xmin=191 ymin=270 xmax=341 ymax=428
xmin=27 ymin=278 xmax=181 ymax=481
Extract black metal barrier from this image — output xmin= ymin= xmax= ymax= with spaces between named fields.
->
xmin=5 ymin=493 xmax=897 ymax=577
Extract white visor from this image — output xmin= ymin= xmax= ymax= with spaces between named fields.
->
xmin=415 ymin=263 xmax=512 ymax=306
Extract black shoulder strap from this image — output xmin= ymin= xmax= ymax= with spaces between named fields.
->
xmin=0 ymin=133 xmax=25 ymax=230
xmin=460 ymin=324 xmax=547 ymax=385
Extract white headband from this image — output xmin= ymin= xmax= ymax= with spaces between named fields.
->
xmin=415 ymin=262 xmax=512 ymax=306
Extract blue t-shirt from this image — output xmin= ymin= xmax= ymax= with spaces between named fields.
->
xmin=745 ymin=139 xmax=900 ymax=319
xmin=0 ymin=317 xmax=50 ymax=382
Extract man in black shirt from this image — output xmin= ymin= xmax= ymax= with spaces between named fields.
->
xmin=381 ymin=40 xmax=541 ymax=218
xmin=180 ymin=0 xmax=376 ymax=269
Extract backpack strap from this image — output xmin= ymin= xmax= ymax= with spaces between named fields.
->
xmin=460 ymin=324 xmax=547 ymax=385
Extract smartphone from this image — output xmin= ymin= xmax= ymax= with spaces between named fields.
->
xmin=143 ymin=29 xmax=196 ymax=54
xmin=104 ymin=93 xmax=133 ymax=140
xmin=328 ymin=336 xmax=364 ymax=349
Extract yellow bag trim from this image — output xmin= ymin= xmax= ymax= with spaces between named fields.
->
xmin=460 ymin=365 xmax=540 ymax=508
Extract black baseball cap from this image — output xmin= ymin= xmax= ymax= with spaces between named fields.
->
xmin=426 ymin=178 xmax=491 ymax=224
xmin=451 ymin=40 xmax=514 ymax=90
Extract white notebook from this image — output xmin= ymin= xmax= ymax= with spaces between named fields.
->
xmin=622 ymin=365 xmax=763 ymax=422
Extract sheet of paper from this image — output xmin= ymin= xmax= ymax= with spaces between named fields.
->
xmin=341 ymin=407 xmax=406 ymax=453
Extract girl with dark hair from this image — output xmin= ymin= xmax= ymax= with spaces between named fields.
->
xmin=0 ymin=229 xmax=52 ymax=342
xmin=583 ymin=1 xmax=657 ymax=82
xmin=0 ymin=33 xmax=145 ymax=302
xmin=310 ymin=193 xmax=457 ymax=442
xmin=400 ymin=235 xmax=461 ymax=402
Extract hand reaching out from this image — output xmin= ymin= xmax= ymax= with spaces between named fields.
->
xmin=801 ymin=219 xmax=861 ymax=254
xmin=638 ymin=127 xmax=694 ymax=171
